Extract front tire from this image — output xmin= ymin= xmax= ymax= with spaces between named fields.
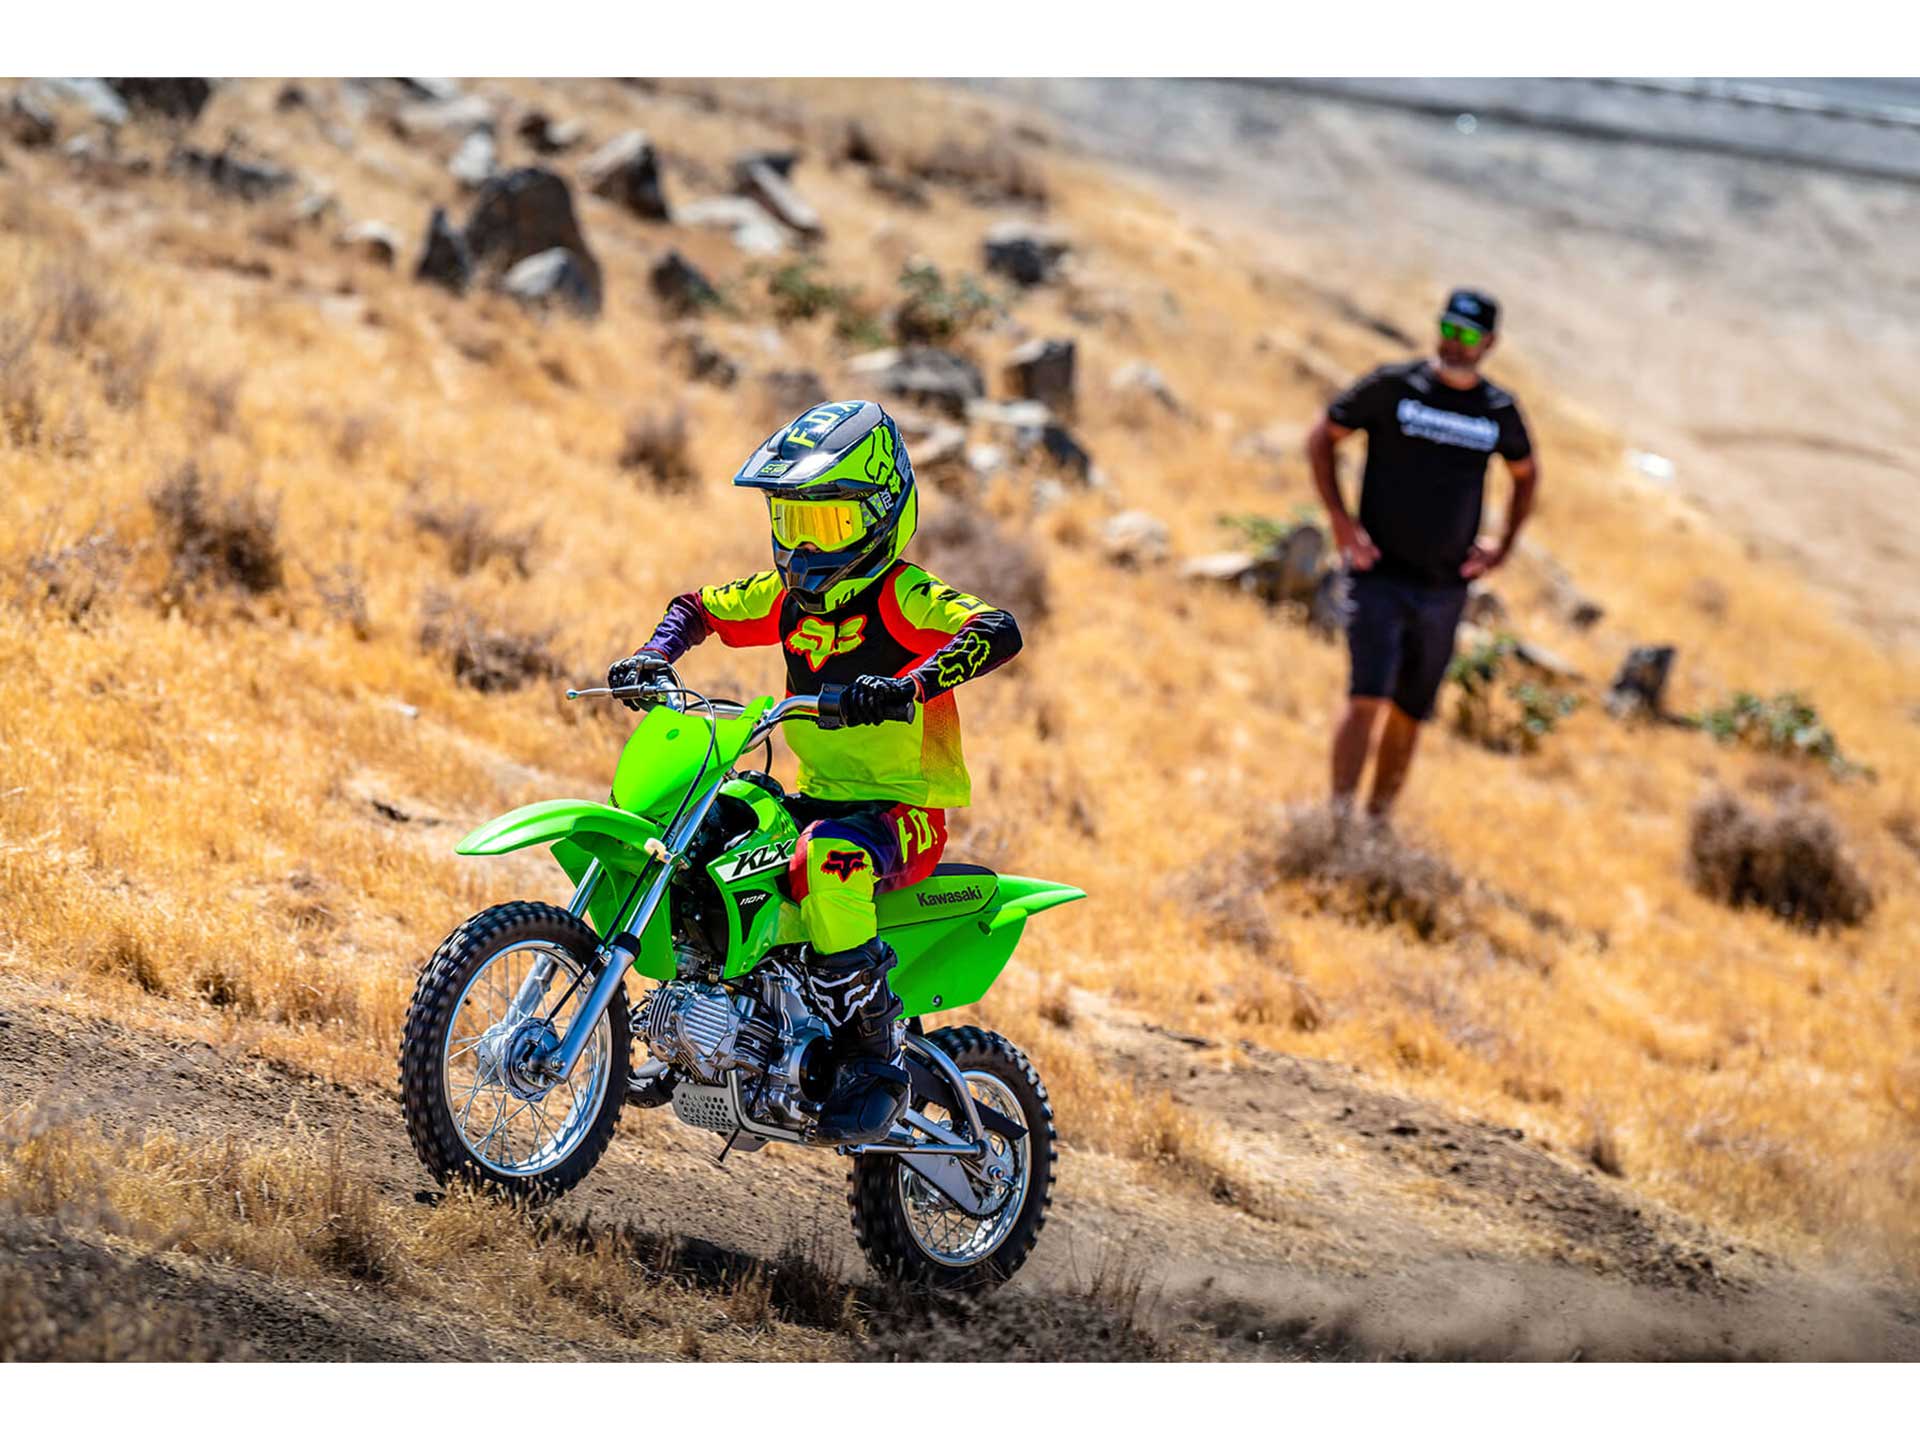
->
xmin=849 ymin=1025 xmax=1057 ymax=1291
xmin=399 ymin=901 xmax=630 ymax=1200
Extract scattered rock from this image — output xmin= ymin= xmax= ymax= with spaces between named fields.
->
xmin=1038 ymin=424 xmax=1091 ymax=482
xmin=107 ymin=78 xmax=212 ymax=121
xmin=1521 ymin=539 xmax=1606 ymax=629
xmin=398 ymin=78 xmax=464 ymax=103
xmin=1111 ymin=361 xmax=1182 ymax=416
xmin=648 ymin=250 xmax=720 ymax=316
xmin=35 ymin=79 xmax=129 ymax=128
xmin=736 ymin=149 xmax=798 ymax=179
xmin=448 ymin=130 xmax=496 ymax=189
xmin=465 ymin=167 xmax=602 ymax=316
xmin=582 ymin=130 xmax=669 ymax=221
xmin=967 ymin=399 xmax=1094 ymax=484
xmin=393 ymin=94 xmax=495 ymax=140
xmin=906 ymin=420 xmax=967 ymax=477
xmin=336 ymin=220 xmax=402 ymax=268
xmin=515 ymin=110 xmax=584 ymax=155
xmin=848 ymin=346 xmax=984 ymax=419
xmin=501 ymin=248 xmax=599 ymax=316
xmin=760 ymin=369 xmax=827 ymax=419
xmin=293 ymin=187 xmax=339 ymax=227
xmin=1272 ymin=524 xmax=1326 ymax=602
xmin=1606 ymin=645 xmax=1676 ymax=719
xmin=1464 ymin=588 xmax=1507 ymax=626
xmin=839 ymin=120 xmax=882 ymax=166
xmin=868 ymin=171 xmax=929 ymax=208
xmin=1180 ymin=526 xmax=1328 ymax=608
xmin=169 ymin=142 xmax=295 ymax=201
xmin=7 ymin=92 xmax=56 ymax=149
xmin=983 ymin=220 xmax=1070 ymax=287
xmin=735 ymin=157 xmax=822 ymax=238
xmin=664 ymin=329 xmax=738 ymax=387
xmin=675 ymin=195 xmax=786 ymax=255
xmin=414 ymin=206 xmax=472 ymax=294
xmin=1102 ymin=510 xmax=1170 ymax=567
xmin=1513 ymin=637 xmax=1583 ymax=681
xmin=1003 ymin=338 xmax=1076 ymax=415
xmin=274 ymin=84 xmax=308 ymax=113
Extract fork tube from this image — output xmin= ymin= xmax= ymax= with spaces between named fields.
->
xmin=548 ymin=780 xmax=727 ymax=1081
xmin=566 ymin=858 xmax=604 ymax=919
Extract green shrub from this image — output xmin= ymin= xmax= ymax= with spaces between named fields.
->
xmin=1447 ymin=634 xmax=1582 ymax=753
xmin=1695 ymin=691 xmax=1867 ymax=778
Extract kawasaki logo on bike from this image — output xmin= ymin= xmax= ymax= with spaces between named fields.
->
xmin=916 ymin=884 xmax=984 ymax=909
xmin=722 ymin=838 xmax=795 ymax=880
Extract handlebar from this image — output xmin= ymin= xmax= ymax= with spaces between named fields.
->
xmin=565 ymin=670 xmax=850 ymax=736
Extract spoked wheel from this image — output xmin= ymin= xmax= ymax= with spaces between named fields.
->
xmin=849 ymin=1025 xmax=1057 ymax=1291
xmin=399 ymin=902 xmax=629 ymax=1199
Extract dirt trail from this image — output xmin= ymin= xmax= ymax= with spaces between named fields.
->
xmin=5 ymin=993 xmax=1913 ymax=1360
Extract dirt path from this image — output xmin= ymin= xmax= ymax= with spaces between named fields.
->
xmin=5 ymin=993 xmax=1913 ymax=1360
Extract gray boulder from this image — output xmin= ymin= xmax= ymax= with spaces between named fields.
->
xmin=649 ymin=250 xmax=719 ymax=317
xmin=1111 ymin=361 xmax=1182 ymax=416
xmin=502 ymin=248 xmax=598 ymax=316
xmin=676 ymin=195 xmax=786 ymax=255
xmin=761 ymin=369 xmax=828 ymax=420
xmin=735 ymin=157 xmax=822 ymax=238
xmin=1102 ymin=510 xmax=1170 ymax=567
xmin=515 ymin=110 xmax=584 ymax=155
xmin=107 ymin=79 xmax=212 ymax=121
xmin=36 ymin=79 xmax=129 ymax=127
xmin=465 ymin=167 xmax=602 ymax=316
xmin=449 ymin=130 xmax=496 ymax=189
xmin=983 ymin=220 xmax=1069 ymax=287
xmin=1003 ymin=337 xmax=1076 ymax=415
xmin=7 ymin=92 xmax=56 ymax=148
xmin=414 ymin=207 xmax=473 ymax=294
xmin=170 ymin=142 xmax=294 ymax=201
xmin=337 ymin=220 xmax=402 ymax=267
xmin=394 ymin=94 xmax=495 ymax=140
xmin=1607 ymin=644 xmax=1676 ymax=719
xmin=582 ymin=130 xmax=669 ymax=221
xmin=665 ymin=329 xmax=739 ymax=388
xmin=848 ymin=347 xmax=984 ymax=419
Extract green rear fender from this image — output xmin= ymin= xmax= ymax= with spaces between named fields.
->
xmin=456 ymin=799 xmax=675 ymax=981
xmin=880 ymin=872 xmax=1085 ymax=1017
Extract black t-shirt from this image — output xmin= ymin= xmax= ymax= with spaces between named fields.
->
xmin=1326 ymin=360 xmax=1532 ymax=587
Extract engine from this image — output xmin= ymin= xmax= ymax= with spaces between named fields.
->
xmin=634 ymin=982 xmax=777 ymax=1083
xmin=634 ymin=972 xmax=834 ymax=1136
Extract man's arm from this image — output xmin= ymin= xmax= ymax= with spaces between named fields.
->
xmin=1459 ymin=455 xmax=1538 ymax=579
xmin=1307 ymin=415 xmax=1379 ymax=570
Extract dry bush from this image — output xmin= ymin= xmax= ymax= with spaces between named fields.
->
xmin=1584 ymin=1112 xmax=1628 ymax=1178
xmin=148 ymin=461 xmax=285 ymax=600
xmin=93 ymin=326 xmax=161 ymax=411
xmin=619 ymin=409 xmax=696 ymax=491
xmin=182 ymin=367 xmax=245 ymax=434
xmin=907 ymin=136 xmax=1049 ymax=206
xmin=1687 ymin=790 xmax=1873 ymax=930
xmin=16 ymin=522 xmax=127 ymax=625
xmin=410 ymin=499 xmax=540 ymax=578
xmin=418 ymin=591 xmax=562 ymax=693
xmin=912 ymin=505 xmax=1051 ymax=623
xmin=38 ymin=268 xmax=107 ymax=351
xmin=306 ymin=559 xmax=372 ymax=639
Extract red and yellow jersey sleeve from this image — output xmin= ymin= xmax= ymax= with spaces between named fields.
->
xmin=694 ymin=570 xmax=785 ymax=648
xmin=880 ymin=565 xmax=1023 ymax=701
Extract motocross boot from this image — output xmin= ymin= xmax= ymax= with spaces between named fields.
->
xmin=803 ymin=938 xmax=910 ymax=1145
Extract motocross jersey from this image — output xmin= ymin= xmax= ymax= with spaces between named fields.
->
xmin=637 ymin=562 xmax=1021 ymax=807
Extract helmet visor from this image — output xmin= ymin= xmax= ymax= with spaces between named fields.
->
xmin=768 ymin=495 xmax=870 ymax=551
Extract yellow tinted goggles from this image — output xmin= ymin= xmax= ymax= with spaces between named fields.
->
xmin=768 ymin=495 xmax=870 ymax=550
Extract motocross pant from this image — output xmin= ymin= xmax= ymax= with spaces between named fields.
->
xmin=784 ymin=798 xmax=948 ymax=954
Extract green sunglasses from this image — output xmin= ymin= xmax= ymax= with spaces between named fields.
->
xmin=1440 ymin=320 xmax=1488 ymax=347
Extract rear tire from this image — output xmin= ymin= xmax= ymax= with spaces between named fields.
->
xmin=399 ymin=901 xmax=630 ymax=1201
xmin=848 ymin=1025 xmax=1057 ymax=1291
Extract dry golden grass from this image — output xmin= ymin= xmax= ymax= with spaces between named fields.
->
xmin=1 ymin=77 xmax=1916 ymax=1295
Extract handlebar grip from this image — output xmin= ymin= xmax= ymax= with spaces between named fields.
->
xmin=881 ymin=690 xmax=917 ymax=724
xmin=815 ymin=683 xmax=846 ymax=730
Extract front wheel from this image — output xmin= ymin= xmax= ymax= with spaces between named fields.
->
xmin=849 ymin=1026 xmax=1057 ymax=1291
xmin=399 ymin=901 xmax=630 ymax=1199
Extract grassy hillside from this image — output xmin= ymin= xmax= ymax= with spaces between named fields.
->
xmin=2 ymin=75 xmax=1916 ymax=1319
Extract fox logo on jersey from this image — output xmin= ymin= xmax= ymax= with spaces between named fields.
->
xmin=786 ymin=615 xmax=868 ymax=671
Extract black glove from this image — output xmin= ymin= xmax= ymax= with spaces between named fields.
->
xmin=608 ymin=650 xmax=671 ymax=711
xmin=840 ymin=675 xmax=918 ymax=727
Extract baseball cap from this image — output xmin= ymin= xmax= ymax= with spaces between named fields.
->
xmin=1439 ymin=288 xmax=1499 ymax=333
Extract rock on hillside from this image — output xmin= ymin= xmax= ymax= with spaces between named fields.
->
xmin=463 ymin=167 xmax=602 ymax=317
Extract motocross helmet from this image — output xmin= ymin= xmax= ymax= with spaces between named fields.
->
xmin=731 ymin=399 xmax=918 ymax=614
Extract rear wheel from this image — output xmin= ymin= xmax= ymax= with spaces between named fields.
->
xmin=399 ymin=901 xmax=630 ymax=1200
xmin=848 ymin=1025 xmax=1057 ymax=1291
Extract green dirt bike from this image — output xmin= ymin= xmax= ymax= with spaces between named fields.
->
xmin=399 ymin=665 xmax=1083 ymax=1290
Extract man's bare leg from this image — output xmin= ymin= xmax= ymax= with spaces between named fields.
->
xmin=1366 ymin=703 xmax=1423 ymax=817
xmin=1332 ymin=697 xmax=1387 ymax=810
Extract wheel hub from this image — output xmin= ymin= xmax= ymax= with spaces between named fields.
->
xmin=478 ymin=1017 xmax=562 ymax=1101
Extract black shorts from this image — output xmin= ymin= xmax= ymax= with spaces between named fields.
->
xmin=1345 ymin=571 xmax=1469 ymax=721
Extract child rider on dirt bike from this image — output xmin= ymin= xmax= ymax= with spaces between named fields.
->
xmin=607 ymin=400 xmax=1022 ymax=1146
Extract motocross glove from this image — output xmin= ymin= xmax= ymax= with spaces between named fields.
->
xmin=840 ymin=674 xmax=918 ymax=727
xmin=607 ymin=650 xmax=672 ymax=711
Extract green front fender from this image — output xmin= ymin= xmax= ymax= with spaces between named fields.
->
xmin=456 ymin=799 xmax=675 ymax=981
xmin=883 ymin=874 xmax=1086 ymax=1017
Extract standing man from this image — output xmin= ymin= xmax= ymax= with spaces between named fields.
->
xmin=1305 ymin=288 xmax=1538 ymax=820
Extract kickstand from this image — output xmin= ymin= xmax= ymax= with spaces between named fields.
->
xmin=711 ymin=1129 xmax=741 ymax=1170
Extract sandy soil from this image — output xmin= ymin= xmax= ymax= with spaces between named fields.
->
xmin=984 ymin=79 xmax=1920 ymax=650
